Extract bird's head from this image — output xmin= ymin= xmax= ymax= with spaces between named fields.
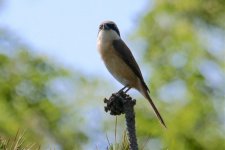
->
xmin=98 ymin=21 xmax=120 ymax=37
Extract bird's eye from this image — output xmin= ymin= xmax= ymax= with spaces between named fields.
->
xmin=107 ymin=23 xmax=120 ymax=36
xmin=107 ymin=23 xmax=114 ymax=29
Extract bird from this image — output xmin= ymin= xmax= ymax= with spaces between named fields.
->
xmin=97 ymin=20 xmax=166 ymax=128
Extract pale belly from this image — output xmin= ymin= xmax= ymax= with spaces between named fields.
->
xmin=98 ymin=43 xmax=139 ymax=88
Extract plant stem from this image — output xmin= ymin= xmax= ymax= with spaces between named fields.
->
xmin=124 ymin=99 xmax=138 ymax=150
xmin=104 ymin=91 xmax=138 ymax=150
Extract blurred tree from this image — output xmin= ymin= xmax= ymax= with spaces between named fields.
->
xmin=0 ymin=28 xmax=91 ymax=149
xmin=134 ymin=0 xmax=225 ymax=149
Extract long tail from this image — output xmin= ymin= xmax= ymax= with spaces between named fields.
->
xmin=138 ymin=84 xmax=167 ymax=128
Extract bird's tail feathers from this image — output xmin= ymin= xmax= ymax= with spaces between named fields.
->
xmin=138 ymin=84 xmax=167 ymax=128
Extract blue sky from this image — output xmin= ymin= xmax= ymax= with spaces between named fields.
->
xmin=0 ymin=0 xmax=149 ymax=78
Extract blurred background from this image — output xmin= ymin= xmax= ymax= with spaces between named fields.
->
xmin=0 ymin=0 xmax=224 ymax=149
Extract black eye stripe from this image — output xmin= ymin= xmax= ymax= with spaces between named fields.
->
xmin=107 ymin=24 xmax=117 ymax=30
xmin=107 ymin=23 xmax=120 ymax=36
xmin=98 ymin=22 xmax=121 ymax=36
xmin=107 ymin=24 xmax=114 ymax=28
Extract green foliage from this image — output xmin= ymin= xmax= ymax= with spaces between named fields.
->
xmin=106 ymin=131 xmax=129 ymax=150
xmin=0 ymin=130 xmax=39 ymax=150
xmin=0 ymin=29 xmax=89 ymax=149
xmin=134 ymin=0 xmax=225 ymax=149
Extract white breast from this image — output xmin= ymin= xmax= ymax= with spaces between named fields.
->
xmin=98 ymin=29 xmax=120 ymax=42
xmin=97 ymin=30 xmax=120 ymax=54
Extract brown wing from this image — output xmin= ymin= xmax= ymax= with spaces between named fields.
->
xmin=112 ymin=39 xmax=149 ymax=91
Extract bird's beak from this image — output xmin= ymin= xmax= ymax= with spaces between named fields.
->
xmin=103 ymin=24 xmax=110 ymax=30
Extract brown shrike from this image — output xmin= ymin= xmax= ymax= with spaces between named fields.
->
xmin=97 ymin=20 xmax=166 ymax=128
